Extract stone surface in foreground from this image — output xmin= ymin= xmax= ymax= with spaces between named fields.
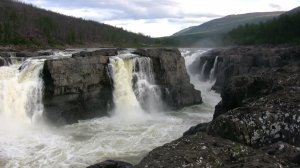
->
xmin=136 ymin=132 xmax=291 ymax=168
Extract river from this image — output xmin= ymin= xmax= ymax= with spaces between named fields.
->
xmin=0 ymin=48 xmax=220 ymax=168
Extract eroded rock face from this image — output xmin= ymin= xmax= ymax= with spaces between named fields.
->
xmin=133 ymin=48 xmax=202 ymax=109
xmin=42 ymin=54 xmax=113 ymax=124
xmin=136 ymin=132 xmax=291 ymax=168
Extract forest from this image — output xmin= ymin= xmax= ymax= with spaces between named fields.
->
xmin=227 ymin=12 xmax=300 ymax=45
xmin=0 ymin=0 xmax=174 ymax=47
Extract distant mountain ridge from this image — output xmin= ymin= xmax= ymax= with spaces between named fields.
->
xmin=173 ymin=12 xmax=284 ymax=37
xmin=167 ymin=11 xmax=284 ymax=47
xmin=283 ymin=6 xmax=300 ymax=15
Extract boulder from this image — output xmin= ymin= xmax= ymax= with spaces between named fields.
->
xmin=87 ymin=160 xmax=133 ymax=168
xmin=133 ymin=48 xmax=202 ymax=109
xmin=136 ymin=132 xmax=291 ymax=168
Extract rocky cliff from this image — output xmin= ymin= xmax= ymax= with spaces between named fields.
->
xmin=112 ymin=46 xmax=300 ymax=168
xmin=42 ymin=48 xmax=201 ymax=124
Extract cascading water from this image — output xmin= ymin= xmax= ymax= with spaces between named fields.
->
xmin=0 ymin=59 xmax=44 ymax=124
xmin=0 ymin=49 xmax=220 ymax=168
xmin=132 ymin=57 xmax=162 ymax=112
xmin=209 ymin=56 xmax=219 ymax=82
xmin=200 ymin=61 xmax=208 ymax=81
xmin=109 ymin=53 xmax=163 ymax=115
xmin=108 ymin=56 xmax=145 ymax=118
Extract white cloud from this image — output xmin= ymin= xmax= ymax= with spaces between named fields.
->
xmin=20 ymin=0 xmax=300 ymax=37
xmin=104 ymin=17 xmax=214 ymax=37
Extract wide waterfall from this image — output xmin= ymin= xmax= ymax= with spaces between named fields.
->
xmin=0 ymin=59 xmax=44 ymax=124
xmin=0 ymin=49 xmax=220 ymax=168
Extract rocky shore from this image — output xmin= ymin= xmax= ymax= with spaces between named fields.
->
xmin=89 ymin=46 xmax=300 ymax=167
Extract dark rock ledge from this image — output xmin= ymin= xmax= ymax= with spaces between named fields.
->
xmin=90 ymin=46 xmax=300 ymax=167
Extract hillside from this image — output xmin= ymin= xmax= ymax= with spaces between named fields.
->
xmin=227 ymin=7 xmax=300 ymax=45
xmin=0 ymin=0 xmax=162 ymax=48
xmin=284 ymin=6 xmax=300 ymax=15
xmin=168 ymin=12 xmax=283 ymax=47
xmin=173 ymin=12 xmax=283 ymax=36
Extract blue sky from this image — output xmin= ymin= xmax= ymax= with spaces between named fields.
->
xmin=20 ymin=0 xmax=300 ymax=37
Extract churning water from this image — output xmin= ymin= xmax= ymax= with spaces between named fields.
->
xmin=0 ymin=49 xmax=220 ymax=168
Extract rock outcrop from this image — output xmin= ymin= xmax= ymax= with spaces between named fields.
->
xmin=133 ymin=48 xmax=202 ymax=109
xmin=42 ymin=51 xmax=113 ymax=125
xmin=209 ymin=66 xmax=300 ymax=147
xmin=42 ymin=48 xmax=202 ymax=124
xmin=190 ymin=46 xmax=300 ymax=92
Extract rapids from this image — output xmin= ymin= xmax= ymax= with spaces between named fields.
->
xmin=0 ymin=49 xmax=220 ymax=168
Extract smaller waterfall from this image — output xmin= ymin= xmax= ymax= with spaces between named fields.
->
xmin=109 ymin=53 xmax=163 ymax=116
xmin=200 ymin=61 xmax=207 ymax=81
xmin=132 ymin=57 xmax=162 ymax=112
xmin=0 ymin=59 xmax=45 ymax=124
xmin=109 ymin=56 xmax=144 ymax=118
xmin=209 ymin=56 xmax=219 ymax=82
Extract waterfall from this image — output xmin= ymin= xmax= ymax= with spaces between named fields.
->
xmin=109 ymin=56 xmax=144 ymax=117
xmin=200 ymin=61 xmax=207 ymax=81
xmin=132 ymin=57 xmax=162 ymax=112
xmin=209 ymin=56 xmax=218 ymax=82
xmin=109 ymin=54 xmax=162 ymax=117
xmin=0 ymin=59 xmax=45 ymax=124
